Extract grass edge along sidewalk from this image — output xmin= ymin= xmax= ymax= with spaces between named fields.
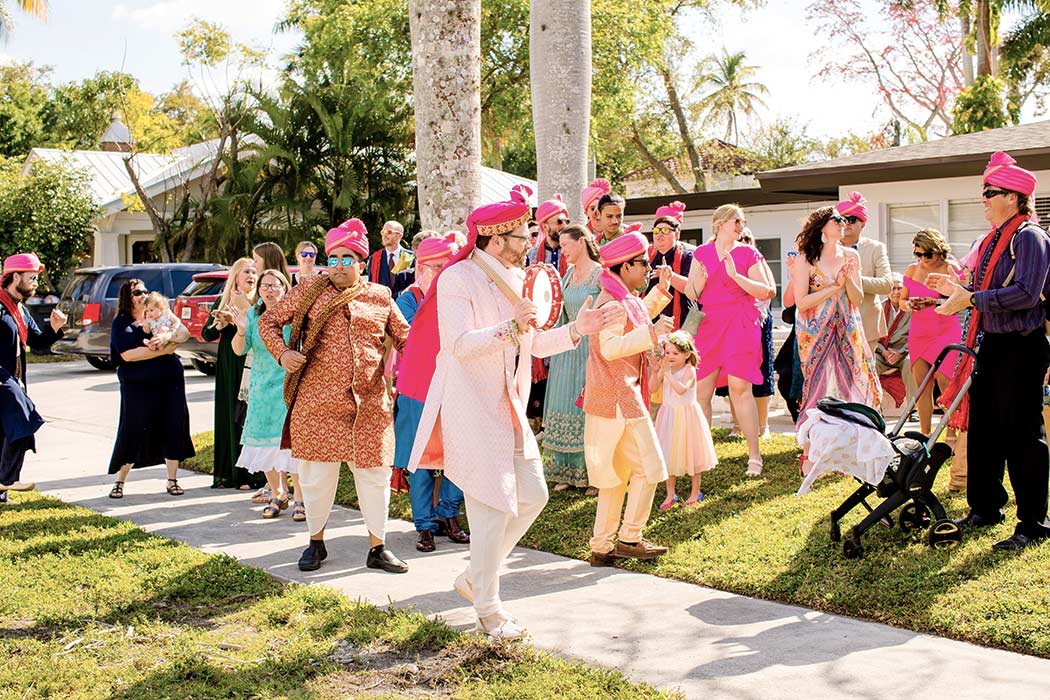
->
xmin=186 ymin=430 xmax=1050 ymax=660
xmin=0 ymin=492 xmax=679 ymax=700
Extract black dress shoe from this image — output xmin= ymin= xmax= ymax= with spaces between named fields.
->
xmin=297 ymin=540 xmax=328 ymax=571
xmin=440 ymin=516 xmax=470 ymax=544
xmin=992 ymin=532 xmax=1045 ymax=551
xmin=954 ymin=511 xmax=1005 ymax=528
xmin=416 ymin=530 xmax=436 ymax=552
xmin=366 ymin=545 xmax=409 ymax=573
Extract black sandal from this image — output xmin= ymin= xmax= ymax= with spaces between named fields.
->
xmin=166 ymin=479 xmax=185 ymax=496
xmin=109 ymin=481 xmax=124 ymax=499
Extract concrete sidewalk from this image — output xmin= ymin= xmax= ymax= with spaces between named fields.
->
xmin=18 ymin=362 xmax=1050 ymax=700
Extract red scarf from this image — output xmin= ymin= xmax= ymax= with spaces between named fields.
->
xmin=879 ymin=300 xmax=905 ymax=347
xmin=649 ymin=243 xmax=684 ymax=329
xmin=368 ymin=250 xmax=384 ymax=283
xmin=0 ymin=289 xmax=28 ymax=345
xmin=939 ymin=213 xmax=1026 ymax=430
xmin=536 ymin=237 xmax=569 ymax=276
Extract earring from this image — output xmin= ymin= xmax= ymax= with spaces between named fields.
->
xmin=821 ymin=233 xmax=827 ymax=243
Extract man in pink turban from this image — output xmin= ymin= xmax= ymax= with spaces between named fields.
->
xmin=836 ymin=191 xmax=892 ymax=353
xmin=930 ymin=150 xmax=1050 ymax=551
xmin=259 ymin=218 xmax=412 ymax=573
xmin=527 ymin=194 xmax=570 ymax=275
xmin=403 ymin=186 xmax=622 ymax=639
xmin=581 ymin=178 xmax=612 ymax=236
xmin=584 ymin=227 xmax=674 ymax=566
xmin=1 ymin=253 xmax=66 ymax=497
xmin=648 ymin=201 xmax=698 ymax=331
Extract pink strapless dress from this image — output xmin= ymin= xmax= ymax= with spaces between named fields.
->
xmin=904 ymin=276 xmax=962 ymax=375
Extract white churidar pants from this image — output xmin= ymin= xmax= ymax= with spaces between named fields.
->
xmin=463 ymin=450 xmax=548 ymax=618
xmin=297 ymin=461 xmax=391 ymax=540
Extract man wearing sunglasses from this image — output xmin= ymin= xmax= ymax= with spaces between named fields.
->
xmin=647 ymin=200 xmax=697 ymax=331
xmin=836 ymin=191 xmax=893 ymax=353
xmin=526 ymin=194 xmax=570 ymax=275
xmin=0 ymin=253 xmax=66 ymax=498
xmin=259 ymin=218 xmax=412 ymax=574
xmin=930 ymin=150 xmax=1050 ymax=551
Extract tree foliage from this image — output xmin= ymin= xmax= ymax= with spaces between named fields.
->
xmin=951 ymin=73 xmax=1012 ymax=131
xmin=0 ymin=155 xmax=101 ymax=276
xmin=0 ymin=62 xmax=51 ymax=157
xmin=693 ymin=49 xmax=769 ymax=144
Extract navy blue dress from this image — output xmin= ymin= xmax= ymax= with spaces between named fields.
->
xmin=107 ymin=314 xmax=195 ymax=473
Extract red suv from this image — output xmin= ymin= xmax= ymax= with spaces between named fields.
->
xmin=173 ymin=267 xmax=319 ymax=375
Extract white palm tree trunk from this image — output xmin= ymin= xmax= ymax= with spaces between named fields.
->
xmin=530 ymin=0 xmax=591 ymax=221
xmin=409 ymin=0 xmax=482 ymax=230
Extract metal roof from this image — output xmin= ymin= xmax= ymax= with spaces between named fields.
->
xmin=480 ymin=165 xmax=537 ymax=206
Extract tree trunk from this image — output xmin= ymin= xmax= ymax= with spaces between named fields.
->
xmin=630 ymin=123 xmax=688 ymax=195
xmin=409 ymin=0 xmax=482 ymax=231
xmin=530 ymin=0 xmax=591 ymax=221
xmin=960 ymin=13 xmax=974 ymax=86
xmin=976 ymin=0 xmax=993 ymax=77
xmin=658 ymin=63 xmax=704 ymax=192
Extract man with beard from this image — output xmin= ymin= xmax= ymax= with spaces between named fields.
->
xmin=527 ymin=194 xmax=570 ymax=274
xmin=647 ymin=201 xmax=697 ymax=331
xmin=259 ymin=219 xmax=412 ymax=573
xmin=836 ymin=192 xmax=893 ymax=353
xmin=0 ymin=253 xmax=65 ymax=499
xmin=581 ymin=178 xmax=612 ymax=238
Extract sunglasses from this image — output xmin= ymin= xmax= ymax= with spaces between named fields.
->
xmin=913 ymin=249 xmax=935 ymax=259
xmin=299 ymin=251 xmax=316 ymax=258
xmin=982 ymin=188 xmax=1010 ymax=199
xmin=843 ymin=215 xmax=860 ymax=224
xmin=829 ymin=214 xmax=848 ymax=225
xmin=131 ymin=289 xmax=148 ymax=297
xmin=553 ymin=217 xmax=570 ymax=225
xmin=652 ymin=227 xmax=677 ymax=236
xmin=328 ymin=255 xmax=358 ymax=268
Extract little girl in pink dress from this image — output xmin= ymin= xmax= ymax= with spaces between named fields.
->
xmin=654 ymin=332 xmax=718 ymax=509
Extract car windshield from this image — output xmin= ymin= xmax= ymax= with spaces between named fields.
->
xmin=181 ymin=277 xmax=227 ymax=297
xmin=105 ymin=270 xmax=166 ymax=298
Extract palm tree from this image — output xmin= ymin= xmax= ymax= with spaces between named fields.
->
xmin=530 ymin=0 xmax=591 ymax=219
xmin=409 ymin=0 xmax=482 ymax=231
xmin=693 ymin=49 xmax=768 ymax=144
xmin=0 ymin=0 xmax=47 ymax=39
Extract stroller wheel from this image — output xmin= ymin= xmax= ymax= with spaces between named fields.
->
xmin=843 ymin=537 xmax=864 ymax=559
xmin=898 ymin=503 xmax=932 ymax=532
xmin=830 ymin=518 xmax=842 ymax=543
xmin=927 ymin=519 xmax=962 ymax=549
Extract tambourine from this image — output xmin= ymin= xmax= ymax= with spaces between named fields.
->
xmin=522 ymin=263 xmax=564 ymax=331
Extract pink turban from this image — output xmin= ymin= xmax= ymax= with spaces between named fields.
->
xmin=580 ymin=178 xmax=612 ymax=211
xmin=983 ymin=150 xmax=1037 ymax=197
xmin=2 ymin=252 xmax=44 ymax=275
xmin=325 ymin=219 xmax=369 ymax=258
xmin=654 ymin=201 xmax=686 ymax=225
xmin=598 ymin=224 xmax=650 ymax=326
xmin=836 ymin=192 xmax=869 ymax=223
xmin=416 ymin=232 xmax=457 ymax=263
xmin=535 ymin=194 xmax=569 ymax=226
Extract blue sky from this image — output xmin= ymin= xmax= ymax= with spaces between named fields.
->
xmin=0 ymin=0 xmax=1040 ymax=145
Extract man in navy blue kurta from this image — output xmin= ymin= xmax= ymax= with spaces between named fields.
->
xmin=0 ymin=253 xmax=65 ymax=497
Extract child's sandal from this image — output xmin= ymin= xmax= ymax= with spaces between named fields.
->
xmin=658 ymin=494 xmax=680 ymax=511
xmin=685 ymin=492 xmax=705 ymax=507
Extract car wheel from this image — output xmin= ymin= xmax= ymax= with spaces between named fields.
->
xmin=85 ymin=355 xmax=116 ymax=371
xmin=191 ymin=359 xmax=217 ymax=376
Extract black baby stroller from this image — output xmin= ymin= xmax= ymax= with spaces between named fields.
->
xmin=827 ymin=343 xmax=977 ymax=558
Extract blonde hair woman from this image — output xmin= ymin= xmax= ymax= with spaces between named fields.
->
xmin=684 ymin=204 xmax=775 ymax=476
xmin=201 ymin=257 xmax=260 ymax=490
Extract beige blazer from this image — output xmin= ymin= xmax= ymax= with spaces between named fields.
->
xmin=408 ymin=257 xmax=575 ymax=515
xmin=856 ymin=237 xmax=893 ymax=345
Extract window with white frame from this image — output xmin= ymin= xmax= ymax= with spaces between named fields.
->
xmin=947 ymin=199 xmax=989 ymax=259
xmin=886 ymin=202 xmax=939 ymax=269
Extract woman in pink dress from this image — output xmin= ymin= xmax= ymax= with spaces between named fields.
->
xmin=685 ymin=204 xmax=776 ymax=476
xmin=899 ymin=228 xmax=964 ymax=435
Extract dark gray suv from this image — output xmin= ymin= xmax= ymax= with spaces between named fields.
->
xmin=52 ymin=263 xmax=223 ymax=370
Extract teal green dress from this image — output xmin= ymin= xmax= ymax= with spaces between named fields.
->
xmin=240 ymin=306 xmax=291 ymax=447
xmin=541 ymin=265 xmax=601 ymax=486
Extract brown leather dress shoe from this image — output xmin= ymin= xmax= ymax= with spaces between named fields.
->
xmin=614 ymin=538 xmax=668 ymax=560
xmin=440 ymin=516 xmax=470 ymax=544
xmin=589 ymin=550 xmax=617 ymax=567
xmin=416 ymin=530 xmax=436 ymax=552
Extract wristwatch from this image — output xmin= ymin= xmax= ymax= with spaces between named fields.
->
xmin=968 ymin=293 xmax=976 ymax=308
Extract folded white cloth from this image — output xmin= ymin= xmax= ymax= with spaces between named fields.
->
xmin=796 ymin=408 xmax=896 ymax=495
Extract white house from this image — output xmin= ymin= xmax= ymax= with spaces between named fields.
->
xmin=625 ymin=119 xmax=1050 ymax=303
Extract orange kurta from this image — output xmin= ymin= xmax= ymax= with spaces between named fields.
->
xmin=258 ymin=280 xmax=409 ymax=467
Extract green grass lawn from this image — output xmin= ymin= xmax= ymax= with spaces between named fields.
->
xmin=187 ymin=428 xmax=1050 ymax=658
xmin=0 ymin=492 xmax=676 ymax=700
